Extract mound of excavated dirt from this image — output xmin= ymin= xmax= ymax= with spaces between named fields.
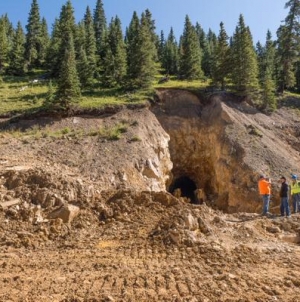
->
xmin=0 ymin=90 xmax=300 ymax=301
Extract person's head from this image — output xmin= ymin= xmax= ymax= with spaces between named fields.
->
xmin=259 ymin=175 xmax=265 ymax=180
xmin=291 ymin=174 xmax=297 ymax=183
xmin=280 ymin=176 xmax=286 ymax=183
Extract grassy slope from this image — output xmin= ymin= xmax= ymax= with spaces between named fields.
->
xmin=1 ymin=72 xmax=298 ymax=117
xmin=0 ymin=72 xmax=209 ymax=116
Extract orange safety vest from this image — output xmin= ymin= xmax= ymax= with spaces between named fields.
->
xmin=258 ymin=179 xmax=271 ymax=195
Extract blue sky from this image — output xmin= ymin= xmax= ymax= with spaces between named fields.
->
xmin=1 ymin=0 xmax=287 ymax=43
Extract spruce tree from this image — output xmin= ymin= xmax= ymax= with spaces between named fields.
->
xmin=83 ymin=6 xmax=97 ymax=86
xmin=162 ymin=27 xmax=179 ymax=75
xmin=9 ymin=22 xmax=26 ymax=75
xmin=179 ymin=15 xmax=203 ymax=80
xmin=77 ymin=45 xmax=90 ymax=87
xmin=25 ymin=0 xmax=41 ymax=69
xmin=203 ymin=29 xmax=217 ymax=78
xmin=39 ymin=18 xmax=49 ymax=67
xmin=230 ymin=14 xmax=259 ymax=96
xmin=93 ymin=0 xmax=107 ymax=59
xmin=56 ymin=33 xmax=81 ymax=109
xmin=102 ymin=16 xmax=127 ymax=87
xmin=276 ymin=0 xmax=300 ymax=91
xmin=135 ymin=12 xmax=157 ymax=88
xmin=260 ymin=31 xmax=277 ymax=110
xmin=48 ymin=0 xmax=77 ymax=78
xmin=157 ymin=30 xmax=165 ymax=63
xmin=126 ymin=11 xmax=140 ymax=87
xmin=212 ymin=22 xmax=230 ymax=89
xmin=0 ymin=17 xmax=9 ymax=73
xmin=46 ymin=19 xmax=61 ymax=77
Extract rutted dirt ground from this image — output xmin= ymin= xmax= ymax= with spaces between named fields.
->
xmin=0 ymin=91 xmax=300 ymax=301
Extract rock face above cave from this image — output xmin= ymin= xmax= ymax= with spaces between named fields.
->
xmin=152 ymin=89 xmax=300 ymax=213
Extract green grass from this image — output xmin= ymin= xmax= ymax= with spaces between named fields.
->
xmin=0 ymin=71 xmax=211 ymax=116
xmin=3 ymin=120 xmax=131 ymax=142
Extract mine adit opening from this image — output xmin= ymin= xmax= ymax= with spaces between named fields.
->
xmin=169 ymin=176 xmax=198 ymax=204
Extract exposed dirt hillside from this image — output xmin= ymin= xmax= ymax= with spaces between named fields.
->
xmin=0 ymin=90 xmax=300 ymax=302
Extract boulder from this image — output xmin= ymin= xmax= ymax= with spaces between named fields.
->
xmin=48 ymin=204 xmax=80 ymax=224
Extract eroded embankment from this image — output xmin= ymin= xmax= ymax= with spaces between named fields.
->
xmin=152 ymin=89 xmax=300 ymax=213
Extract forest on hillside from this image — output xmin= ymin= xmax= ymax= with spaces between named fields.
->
xmin=0 ymin=0 xmax=300 ymax=111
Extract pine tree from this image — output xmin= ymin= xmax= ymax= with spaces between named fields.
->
xmin=0 ymin=17 xmax=9 ymax=73
xmin=46 ymin=18 xmax=61 ymax=77
xmin=43 ymin=80 xmax=56 ymax=108
xmin=276 ymin=1 xmax=300 ymax=92
xmin=212 ymin=22 xmax=230 ymax=89
xmin=9 ymin=22 xmax=26 ymax=75
xmin=256 ymin=41 xmax=265 ymax=83
xmin=144 ymin=9 xmax=158 ymax=61
xmin=93 ymin=0 xmax=107 ymax=59
xmin=83 ymin=6 xmax=97 ymax=86
xmin=126 ymin=11 xmax=140 ymax=87
xmin=135 ymin=12 xmax=157 ymax=88
xmin=179 ymin=15 xmax=203 ymax=80
xmin=77 ymin=45 xmax=90 ymax=87
xmin=162 ymin=27 xmax=179 ymax=75
xmin=203 ymin=29 xmax=217 ymax=78
xmin=48 ymin=0 xmax=77 ymax=78
xmin=25 ymin=0 xmax=41 ymax=69
xmin=102 ymin=16 xmax=127 ymax=87
xmin=56 ymin=33 xmax=81 ymax=109
xmin=157 ymin=30 xmax=165 ymax=63
xmin=39 ymin=17 xmax=49 ymax=67
xmin=230 ymin=15 xmax=259 ymax=96
xmin=260 ymin=31 xmax=277 ymax=110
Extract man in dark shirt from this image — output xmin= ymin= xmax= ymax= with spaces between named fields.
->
xmin=279 ymin=176 xmax=290 ymax=217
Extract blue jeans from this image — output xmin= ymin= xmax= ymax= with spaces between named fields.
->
xmin=280 ymin=197 xmax=290 ymax=216
xmin=292 ymin=193 xmax=300 ymax=213
xmin=262 ymin=194 xmax=270 ymax=215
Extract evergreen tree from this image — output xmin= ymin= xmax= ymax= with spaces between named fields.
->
xmin=230 ymin=15 xmax=259 ymax=96
xmin=261 ymin=31 xmax=277 ymax=110
xmin=212 ymin=22 xmax=230 ymax=89
xmin=162 ymin=27 xmax=179 ymax=75
xmin=46 ymin=19 xmax=61 ymax=76
xmin=144 ymin=9 xmax=159 ymax=60
xmin=126 ymin=11 xmax=140 ymax=87
xmin=102 ymin=16 xmax=127 ymax=87
xmin=256 ymin=41 xmax=265 ymax=83
xmin=43 ymin=80 xmax=56 ymax=108
xmin=77 ymin=45 xmax=90 ymax=87
xmin=25 ymin=0 xmax=41 ymax=69
xmin=203 ymin=28 xmax=217 ymax=78
xmin=8 ymin=22 xmax=26 ymax=75
xmin=93 ymin=0 xmax=107 ymax=59
xmin=39 ymin=17 xmax=49 ymax=67
xmin=157 ymin=30 xmax=165 ymax=63
xmin=136 ymin=12 xmax=157 ymax=88
xmin=48 ymin=0 xmax=77 ymax=78
xmin=276 ymin=0 xmax=300 ymax=91
xmin=0 ymin=17 xmax=9 ymax=72
xmin=83 ymin=6 xmax=97 ymax=86
xmin=56 ymin=33 xmax=81 ymax=109
xmin=179 ymin=15 xmax=203 ymax=80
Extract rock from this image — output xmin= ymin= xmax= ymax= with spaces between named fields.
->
xmin=266 ymin=226 xmax=281 ymax=234
xmin=184 ymin=213 xmax=198 ymax=231
xmin=142 ymin=159 xmax=160 ymax=179
xmin=0 ymin=199 xmax=21 ymax=210
xmin=169 ymin=229 xmax=181 ymax=245
xmin=48 ymin=204 xmax=80 ymax=223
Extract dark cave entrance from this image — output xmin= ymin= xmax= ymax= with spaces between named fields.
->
xmin=169 ymin=176 xmax=198 ymax=204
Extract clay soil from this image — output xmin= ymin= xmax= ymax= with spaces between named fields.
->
xmin=0 ymin=98 xmax=300 ymax=302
